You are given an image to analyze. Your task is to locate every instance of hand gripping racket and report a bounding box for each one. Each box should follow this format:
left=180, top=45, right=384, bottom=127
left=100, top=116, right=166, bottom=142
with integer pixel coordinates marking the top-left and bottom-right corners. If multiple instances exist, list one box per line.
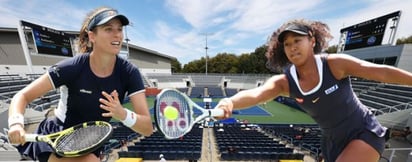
left=154, top=89, right=224, bottom=139
left=25, top=121, right=113, bottom=157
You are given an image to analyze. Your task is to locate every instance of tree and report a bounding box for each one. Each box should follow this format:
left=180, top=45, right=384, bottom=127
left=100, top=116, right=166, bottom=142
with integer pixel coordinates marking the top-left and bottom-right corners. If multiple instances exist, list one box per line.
left=250, top=45, right=271, bottom=74
left=171, top=58, right=182, bottom=73
left=396, top=35, right=412, bottom=44
left=208, top=53, right=238, bottom=73
left=325, top=45, right=338, bottom=54
left=182, top=58, right=205, bottom=73
left=237, top=53, right=253, bottom=73
left=181, top=46, right=273, bottom=74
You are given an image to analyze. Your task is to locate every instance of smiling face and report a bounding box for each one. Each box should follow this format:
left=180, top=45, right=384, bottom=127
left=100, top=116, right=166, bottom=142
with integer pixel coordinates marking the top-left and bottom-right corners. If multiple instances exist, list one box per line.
left=282, top=32, right=315, bottom=66
left=88, top=18, right=124, bottom=55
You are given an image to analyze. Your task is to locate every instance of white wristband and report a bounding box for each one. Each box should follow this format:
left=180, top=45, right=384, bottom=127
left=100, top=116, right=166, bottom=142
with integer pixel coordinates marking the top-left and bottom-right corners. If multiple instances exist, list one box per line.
left=121, top=109, right=137, bottom=127
left=222, top=98, right=234, bottom=110
left=8, top=113, right=24, bottom=128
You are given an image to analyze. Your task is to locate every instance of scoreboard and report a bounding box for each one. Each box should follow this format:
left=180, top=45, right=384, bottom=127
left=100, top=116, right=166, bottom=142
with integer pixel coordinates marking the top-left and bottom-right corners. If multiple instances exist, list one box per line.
left=339, top=11, right=401, bottom=51
left=21, top=20, right=75, bottom=57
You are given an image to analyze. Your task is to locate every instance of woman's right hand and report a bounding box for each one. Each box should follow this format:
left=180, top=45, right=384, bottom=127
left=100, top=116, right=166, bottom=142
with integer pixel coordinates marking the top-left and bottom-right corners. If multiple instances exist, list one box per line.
left=7, top=124, right=26, bottom=145
left=215, top=98, right=234, bottom=119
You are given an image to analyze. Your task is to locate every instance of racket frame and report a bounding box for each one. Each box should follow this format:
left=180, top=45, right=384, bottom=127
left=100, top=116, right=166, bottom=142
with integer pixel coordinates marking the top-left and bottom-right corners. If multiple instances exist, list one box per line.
left=24, top=121, right=113, bottom=157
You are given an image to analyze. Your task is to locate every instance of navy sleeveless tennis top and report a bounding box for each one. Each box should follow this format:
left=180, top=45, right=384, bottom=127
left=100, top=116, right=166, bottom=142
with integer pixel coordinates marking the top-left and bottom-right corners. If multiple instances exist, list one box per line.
left=285, top=55, right=386, bottom=137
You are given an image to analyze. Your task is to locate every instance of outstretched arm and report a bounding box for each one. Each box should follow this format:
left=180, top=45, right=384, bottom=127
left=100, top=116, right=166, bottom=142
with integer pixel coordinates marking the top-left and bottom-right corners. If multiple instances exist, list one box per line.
left=327, top=54, right=412, bottom=86
left=216, top=74, right=289, bottom=118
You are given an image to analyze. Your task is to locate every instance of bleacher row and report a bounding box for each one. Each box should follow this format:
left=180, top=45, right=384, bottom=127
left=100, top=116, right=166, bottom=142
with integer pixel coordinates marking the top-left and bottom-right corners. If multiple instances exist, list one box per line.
left=351, top=78, right=412, bottom=115
left=262, top=124, right=322, bottom=158
left=103, top=123, right=312, bottom=161
left=0, top=74, right=60, bottom=111
left=146, top=74, right=270, bottom=98
left=215, top=124, right=306, bottom=161
left=110, top=123, right=203, bottom=161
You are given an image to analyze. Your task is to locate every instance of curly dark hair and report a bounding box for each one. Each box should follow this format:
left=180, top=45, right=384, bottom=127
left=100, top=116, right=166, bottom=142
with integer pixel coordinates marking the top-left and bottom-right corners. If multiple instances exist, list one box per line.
left=265, top=19, right=333, bottom=72
left=78, top=7, right=112, bottom=53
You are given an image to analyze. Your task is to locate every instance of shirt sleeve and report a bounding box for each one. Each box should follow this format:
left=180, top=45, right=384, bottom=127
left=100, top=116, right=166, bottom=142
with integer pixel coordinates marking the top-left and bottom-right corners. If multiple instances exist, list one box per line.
left=124, top=61, right=145, bottom=96
left=48, top=56, right=84, bottom=88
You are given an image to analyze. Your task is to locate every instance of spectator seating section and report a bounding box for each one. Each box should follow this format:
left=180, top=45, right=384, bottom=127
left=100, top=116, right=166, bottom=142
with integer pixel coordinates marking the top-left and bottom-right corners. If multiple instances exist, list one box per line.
left=0, top=74, right=60, bottom=112
left=215, top=124, right=304, bottom=161
left=101, top=122, right=141, bottom=155
left=118, top=124, right=203, bottom=161
left=352, top=78, right=412, bottom=113
left=225, top=88, right=238, bottom=97
left=261, top=124, right=321, bottom=160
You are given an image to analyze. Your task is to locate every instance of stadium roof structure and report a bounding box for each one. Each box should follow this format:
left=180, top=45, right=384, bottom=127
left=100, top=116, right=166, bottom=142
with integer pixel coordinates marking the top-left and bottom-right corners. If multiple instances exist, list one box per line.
left=0, top=27, right=176, bottom=61
left=127, top=42, right=175, bottom=60
left=0, top=27, right=17, bottom=32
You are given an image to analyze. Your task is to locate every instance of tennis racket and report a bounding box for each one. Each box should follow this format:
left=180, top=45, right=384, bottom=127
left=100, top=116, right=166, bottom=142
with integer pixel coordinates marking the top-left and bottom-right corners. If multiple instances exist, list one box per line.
left=154, top=89, right=224, bottom=139
left=24, top=121, right=113, bottom=157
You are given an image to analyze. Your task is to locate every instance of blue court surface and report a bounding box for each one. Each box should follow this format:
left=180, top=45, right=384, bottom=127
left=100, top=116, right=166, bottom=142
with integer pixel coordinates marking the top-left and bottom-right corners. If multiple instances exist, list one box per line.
left=151, top=102, right=271, bottom=116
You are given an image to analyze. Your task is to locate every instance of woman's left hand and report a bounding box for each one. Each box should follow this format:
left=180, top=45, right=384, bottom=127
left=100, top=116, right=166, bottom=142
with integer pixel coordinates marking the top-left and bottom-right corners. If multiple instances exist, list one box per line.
left=99, top=90, right=127, bottom=121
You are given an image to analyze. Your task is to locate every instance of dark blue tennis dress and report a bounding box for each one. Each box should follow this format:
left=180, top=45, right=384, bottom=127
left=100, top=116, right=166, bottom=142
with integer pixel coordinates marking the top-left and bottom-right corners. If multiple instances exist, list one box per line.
left=284, top=55, right=386, bottom=162
left=18, top=53, right=145, bottom=161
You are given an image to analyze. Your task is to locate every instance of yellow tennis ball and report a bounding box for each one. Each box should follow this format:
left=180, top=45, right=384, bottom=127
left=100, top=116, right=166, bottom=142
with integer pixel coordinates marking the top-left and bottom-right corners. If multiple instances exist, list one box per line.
left=164, top=106, right=179, bottom=120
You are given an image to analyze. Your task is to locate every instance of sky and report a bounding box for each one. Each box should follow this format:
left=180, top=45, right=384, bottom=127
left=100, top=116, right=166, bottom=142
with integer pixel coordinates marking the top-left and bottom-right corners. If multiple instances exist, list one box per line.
left=0, top=0, right=411, bottom=65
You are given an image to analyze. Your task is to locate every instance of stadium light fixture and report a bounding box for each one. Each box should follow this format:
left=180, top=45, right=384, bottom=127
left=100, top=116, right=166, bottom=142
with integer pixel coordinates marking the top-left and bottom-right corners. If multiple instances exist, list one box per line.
left=201, top=33, right=213, bottom=75
left=124, top=26, right=130, bottom=59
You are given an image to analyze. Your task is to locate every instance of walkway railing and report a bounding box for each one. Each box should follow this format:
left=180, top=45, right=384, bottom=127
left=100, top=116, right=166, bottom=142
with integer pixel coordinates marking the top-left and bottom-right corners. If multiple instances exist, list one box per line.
left=371, top=102, right=412, bottom=116
left=382, top=147, right=412, bottom=162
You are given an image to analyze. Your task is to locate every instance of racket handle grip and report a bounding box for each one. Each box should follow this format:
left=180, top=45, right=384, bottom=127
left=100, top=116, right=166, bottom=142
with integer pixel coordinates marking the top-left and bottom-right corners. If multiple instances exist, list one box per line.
left=25, top=134, right=38, bottom=142
left=210, top=108, right=224, bottom=117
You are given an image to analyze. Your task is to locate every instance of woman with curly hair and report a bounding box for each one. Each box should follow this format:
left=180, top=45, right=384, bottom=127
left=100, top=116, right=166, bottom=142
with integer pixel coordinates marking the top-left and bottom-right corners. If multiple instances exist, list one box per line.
left=216, top=19, right=412, bottom=162
left=8, top=6, right=153, bottom=162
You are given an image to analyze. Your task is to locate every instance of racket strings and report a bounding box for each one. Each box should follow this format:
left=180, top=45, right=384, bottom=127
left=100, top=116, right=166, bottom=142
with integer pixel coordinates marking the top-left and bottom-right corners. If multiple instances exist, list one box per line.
left=55, top=125, right=111, bottom=152
left=157, top=92, right=192, bottom=138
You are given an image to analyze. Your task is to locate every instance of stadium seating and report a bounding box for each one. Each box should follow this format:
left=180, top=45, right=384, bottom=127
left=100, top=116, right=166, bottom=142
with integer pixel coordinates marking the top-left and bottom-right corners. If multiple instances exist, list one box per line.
left=0, top=74, right=60, bottom=111
left=215, top=124, right=304, bottom=161
left=206, top=86, right=224, bottom=97
left=190, top=75, right=222, bottom=87
left=101, top=122, right=141, bottom=156
left=351, top=78, right=412, bottom=113
left=118, top=124, right=203, bottom=161
left=190, top=87, right=205, bottom=98
left=261, top=124, right=322, bottom=160
left=225, top=88, right=238, bottom=97
left=0, top=74, right=31, bottom=100
left=177, top=87, right=188, bottom=94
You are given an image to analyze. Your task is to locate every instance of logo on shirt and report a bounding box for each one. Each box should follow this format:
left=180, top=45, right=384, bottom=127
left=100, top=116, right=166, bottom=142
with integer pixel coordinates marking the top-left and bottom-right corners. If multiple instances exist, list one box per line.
left=50, top=65, right=60, bottom=77
left=325, top=84, right=339, bottom=95
left=312, top=97, right=320, bottom=103
left=80, top=89, right=92, bottom=94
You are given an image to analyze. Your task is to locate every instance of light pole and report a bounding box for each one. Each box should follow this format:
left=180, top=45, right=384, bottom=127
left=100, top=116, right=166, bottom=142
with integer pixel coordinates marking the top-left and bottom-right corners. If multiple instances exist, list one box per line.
left=201, top=33, right=213, bottom=75
left=124, top=26, right=130, bottom=59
